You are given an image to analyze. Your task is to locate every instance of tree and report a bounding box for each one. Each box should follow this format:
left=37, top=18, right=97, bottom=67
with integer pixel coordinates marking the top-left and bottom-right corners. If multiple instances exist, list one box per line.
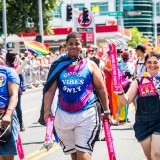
left=0, top=0, right=57, bottom=35
left=127, top=27, right=146, bottom=48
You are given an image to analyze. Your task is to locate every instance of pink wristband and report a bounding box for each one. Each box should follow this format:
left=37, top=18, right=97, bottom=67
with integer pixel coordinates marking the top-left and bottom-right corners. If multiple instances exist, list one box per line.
left=7, top=108, right=13, bottom=112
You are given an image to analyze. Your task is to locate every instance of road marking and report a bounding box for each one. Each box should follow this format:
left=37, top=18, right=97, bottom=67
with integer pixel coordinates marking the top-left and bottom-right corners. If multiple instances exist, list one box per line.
left=24, top=143, right=60, bottom=160
left=23, top=108, right=38, bottom=114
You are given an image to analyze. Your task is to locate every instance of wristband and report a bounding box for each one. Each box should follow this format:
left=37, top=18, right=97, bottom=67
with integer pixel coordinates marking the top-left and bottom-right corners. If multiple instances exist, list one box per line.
left=7, top=108, right=13, bottom=112
left=118, top=92, right=124, bottom=95
left=118, top=89, right=124, bottom=95
left=104, top=109, right=111, bottom=114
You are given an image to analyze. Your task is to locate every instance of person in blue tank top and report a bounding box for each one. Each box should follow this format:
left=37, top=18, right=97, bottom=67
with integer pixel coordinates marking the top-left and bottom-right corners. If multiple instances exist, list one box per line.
left=0, top=65, right=19, bottom=160
left=43, top=32, right=110, bottom=160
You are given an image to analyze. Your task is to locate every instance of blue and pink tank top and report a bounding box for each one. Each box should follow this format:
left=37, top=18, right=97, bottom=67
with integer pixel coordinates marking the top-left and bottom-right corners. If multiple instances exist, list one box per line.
left=57, top=59, right=97, bottom=113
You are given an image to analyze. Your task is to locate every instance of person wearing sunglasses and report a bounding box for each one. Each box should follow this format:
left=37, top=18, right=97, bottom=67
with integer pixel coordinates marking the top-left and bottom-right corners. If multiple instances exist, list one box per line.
left=116, top=51, right=160, bottom=160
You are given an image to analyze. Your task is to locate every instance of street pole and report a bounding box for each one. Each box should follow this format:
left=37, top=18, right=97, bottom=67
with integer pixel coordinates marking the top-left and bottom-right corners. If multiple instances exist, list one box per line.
left=71, top=0, right=75, bottom=31
left=2, top=0, right=7, bottom=50
left=120, top=0, right=124, bottom=38
left=154, top=0, right=158, bottom=47
left=38, top=0, right=44, bottom=44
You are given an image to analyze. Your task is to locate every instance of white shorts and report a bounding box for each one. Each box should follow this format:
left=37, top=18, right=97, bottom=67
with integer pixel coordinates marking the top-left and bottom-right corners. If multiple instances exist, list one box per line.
left=54, top=106, right=100, bottom=155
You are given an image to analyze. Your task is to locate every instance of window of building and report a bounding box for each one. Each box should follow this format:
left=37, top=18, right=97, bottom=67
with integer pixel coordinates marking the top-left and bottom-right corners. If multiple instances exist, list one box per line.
left=157, top=2, right=160, bottom=16
left=73, top=3, right=85, bottom=11
left=91, top=2, right=108, bottom=16
left=53, top=5, right=62, bottom=18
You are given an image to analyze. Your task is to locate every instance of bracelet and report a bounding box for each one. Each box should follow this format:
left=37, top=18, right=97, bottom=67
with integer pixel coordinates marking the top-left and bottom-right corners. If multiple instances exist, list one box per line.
left=118, top=92, right=124, bottom=95
left=104, top=109, right=111, bottom=114
left=7, top=108, right=13, bottom=112
left=118, top=89, right=125, bottom=95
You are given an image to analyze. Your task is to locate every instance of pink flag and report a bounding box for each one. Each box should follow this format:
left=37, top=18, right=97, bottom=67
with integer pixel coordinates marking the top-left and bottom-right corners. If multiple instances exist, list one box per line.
left=101, top=114, right=116, bottom=160
left=108, top=44, right=121, bottom=92
left=45, top=116, right=54, bottom=142
left=17, top=133, right=25, bottom=160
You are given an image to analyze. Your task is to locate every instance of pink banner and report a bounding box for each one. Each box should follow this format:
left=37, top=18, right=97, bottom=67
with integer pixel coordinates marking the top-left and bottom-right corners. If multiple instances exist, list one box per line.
left=108, top=44, right=121, bottom=92
left=101, top=114, right=116, bottom=160
left=17, top=133, right=25, bottom=160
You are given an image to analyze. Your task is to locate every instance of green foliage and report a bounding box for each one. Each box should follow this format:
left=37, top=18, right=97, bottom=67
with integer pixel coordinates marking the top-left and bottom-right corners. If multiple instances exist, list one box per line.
left=127, top=27, right=146, bottom=48
left=0, top=0, right=57, bottom=34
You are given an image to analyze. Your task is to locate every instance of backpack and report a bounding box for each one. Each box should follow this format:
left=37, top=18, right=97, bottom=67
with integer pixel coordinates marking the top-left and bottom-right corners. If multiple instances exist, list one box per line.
left=136, top=59, right=145, bottom=74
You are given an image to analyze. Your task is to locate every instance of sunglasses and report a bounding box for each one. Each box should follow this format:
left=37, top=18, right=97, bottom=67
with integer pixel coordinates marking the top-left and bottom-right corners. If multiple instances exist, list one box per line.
left=89, top=50, right=96, bottom=52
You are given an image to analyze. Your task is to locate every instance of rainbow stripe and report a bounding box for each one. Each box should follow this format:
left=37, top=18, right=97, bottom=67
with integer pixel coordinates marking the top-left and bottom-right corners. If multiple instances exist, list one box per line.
left=24, top=40, right=49, bottom=56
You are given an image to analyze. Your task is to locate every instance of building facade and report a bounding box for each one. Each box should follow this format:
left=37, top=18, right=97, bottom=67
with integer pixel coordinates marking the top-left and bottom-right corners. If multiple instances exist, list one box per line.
left=52, top=0, right=160, bottom=42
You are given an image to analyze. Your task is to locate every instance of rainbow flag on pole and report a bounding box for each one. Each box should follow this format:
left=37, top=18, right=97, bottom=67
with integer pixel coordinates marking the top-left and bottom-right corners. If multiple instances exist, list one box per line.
left=23, top=40, right=49, bottom=56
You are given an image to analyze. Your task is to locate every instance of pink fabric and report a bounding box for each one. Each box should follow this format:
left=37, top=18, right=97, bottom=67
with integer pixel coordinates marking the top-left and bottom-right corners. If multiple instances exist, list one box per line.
left=59, top=84, right=93, bottom=112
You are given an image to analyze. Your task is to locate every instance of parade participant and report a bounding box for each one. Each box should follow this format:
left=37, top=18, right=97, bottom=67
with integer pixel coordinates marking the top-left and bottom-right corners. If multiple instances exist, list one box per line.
left=114, top=52, right=135, bottom=125
left=6, top=51, right=30, bottom=131
left=0, top=61, right=19, bottom=159
left=59, top=42, right=67, bottom=55
left=117, top=52, right=160, bottom=159
left=134, top=44, right=146, bottom=78
left=43, top=32, right=110, bottom=160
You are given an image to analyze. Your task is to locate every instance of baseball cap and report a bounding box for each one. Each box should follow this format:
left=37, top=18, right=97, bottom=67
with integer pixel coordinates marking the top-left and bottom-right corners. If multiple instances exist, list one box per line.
left=121, top=52, right=129, bottom=59
left=135, top=44, right=146, bottom=53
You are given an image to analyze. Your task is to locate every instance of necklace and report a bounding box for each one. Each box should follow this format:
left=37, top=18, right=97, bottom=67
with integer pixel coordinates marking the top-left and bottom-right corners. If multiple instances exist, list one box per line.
left=72, top=60, right=79, bottom=66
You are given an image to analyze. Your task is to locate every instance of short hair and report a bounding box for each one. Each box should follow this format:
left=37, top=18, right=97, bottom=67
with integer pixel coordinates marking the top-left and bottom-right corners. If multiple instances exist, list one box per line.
left=59, top=42, right=66, bottom=52
left=66, top=32, right=82, bottom=43
left=144, top=51, right=160, bottom=63
left=6, top=51, right=17, bottom=67
left=89, top=56, right=100, bottom=67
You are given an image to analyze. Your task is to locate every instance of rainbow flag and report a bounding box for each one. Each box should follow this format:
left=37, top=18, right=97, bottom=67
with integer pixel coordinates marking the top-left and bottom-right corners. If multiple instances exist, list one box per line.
left=24, top=40, right=49, bottom=56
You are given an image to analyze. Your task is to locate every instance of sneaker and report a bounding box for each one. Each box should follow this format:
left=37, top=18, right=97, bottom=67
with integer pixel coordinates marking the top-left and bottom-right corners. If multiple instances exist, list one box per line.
left=126, top=118, right=131, bottom=123
left=112, top=120, right=119, bottom=126
left=20, top=123, right=25, bottom=131
left=101, top=137, right=106, bottom=141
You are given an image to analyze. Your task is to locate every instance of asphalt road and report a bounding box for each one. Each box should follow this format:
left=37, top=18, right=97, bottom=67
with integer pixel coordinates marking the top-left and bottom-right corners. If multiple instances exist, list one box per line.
left=15, top=88, right=146, bottom=160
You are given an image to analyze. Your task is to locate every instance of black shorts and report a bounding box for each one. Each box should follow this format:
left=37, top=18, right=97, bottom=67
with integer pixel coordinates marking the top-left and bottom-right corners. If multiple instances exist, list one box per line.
left=133, top=119, right=160, bottom=142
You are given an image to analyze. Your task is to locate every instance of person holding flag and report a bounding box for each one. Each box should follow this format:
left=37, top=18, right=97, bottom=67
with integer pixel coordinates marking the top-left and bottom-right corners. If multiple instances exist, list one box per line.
left=116, top=51, right=160, bottom=160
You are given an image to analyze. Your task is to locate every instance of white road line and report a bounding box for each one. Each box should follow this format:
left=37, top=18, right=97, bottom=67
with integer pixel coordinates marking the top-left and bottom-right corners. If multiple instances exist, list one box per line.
left=22, top=108, right=38, bottom=114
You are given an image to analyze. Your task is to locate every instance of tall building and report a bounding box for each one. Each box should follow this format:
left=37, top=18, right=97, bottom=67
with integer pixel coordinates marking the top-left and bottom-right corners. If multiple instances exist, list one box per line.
left=116, top=0, right=160, bottom=42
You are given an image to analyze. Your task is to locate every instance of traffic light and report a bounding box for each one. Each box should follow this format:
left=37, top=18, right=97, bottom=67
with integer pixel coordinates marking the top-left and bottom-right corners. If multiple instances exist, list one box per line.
left=35, top=35, right=42, bottom=43
left=83, top=8, right=89, bottom=23
left=66, top=5, right=72, bottom=21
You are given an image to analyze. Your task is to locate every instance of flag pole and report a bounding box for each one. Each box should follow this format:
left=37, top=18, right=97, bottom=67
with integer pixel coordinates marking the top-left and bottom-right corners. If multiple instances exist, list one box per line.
left=21, top=36, right=29, bottom=54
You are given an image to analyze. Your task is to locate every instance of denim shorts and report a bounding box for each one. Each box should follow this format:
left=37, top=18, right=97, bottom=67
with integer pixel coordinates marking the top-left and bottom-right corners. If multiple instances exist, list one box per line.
left=133, top=118, right=160, bottom=142
left=0, top=111, right=19, bottom=155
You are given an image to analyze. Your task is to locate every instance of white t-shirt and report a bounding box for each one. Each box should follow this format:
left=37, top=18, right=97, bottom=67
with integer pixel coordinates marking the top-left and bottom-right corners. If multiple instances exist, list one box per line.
left=136, top=59, right=146, bottom=77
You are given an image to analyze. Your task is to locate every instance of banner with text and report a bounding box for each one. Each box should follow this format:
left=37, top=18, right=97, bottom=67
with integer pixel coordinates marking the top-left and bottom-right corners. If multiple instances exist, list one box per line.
left=108, top=44, right=121, bottom=92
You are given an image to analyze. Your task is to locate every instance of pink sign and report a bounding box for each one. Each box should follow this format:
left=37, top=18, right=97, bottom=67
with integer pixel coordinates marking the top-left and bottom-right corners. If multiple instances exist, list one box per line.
left=138, top=82, right=156, bottom=97
left=108, top=44, right=121, bottom=92
left=101, top=114, right=116, bottom=160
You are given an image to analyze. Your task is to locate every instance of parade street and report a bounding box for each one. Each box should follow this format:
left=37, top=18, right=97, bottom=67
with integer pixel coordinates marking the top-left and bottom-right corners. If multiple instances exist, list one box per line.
left=14, top=88, right=146, bottom=160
